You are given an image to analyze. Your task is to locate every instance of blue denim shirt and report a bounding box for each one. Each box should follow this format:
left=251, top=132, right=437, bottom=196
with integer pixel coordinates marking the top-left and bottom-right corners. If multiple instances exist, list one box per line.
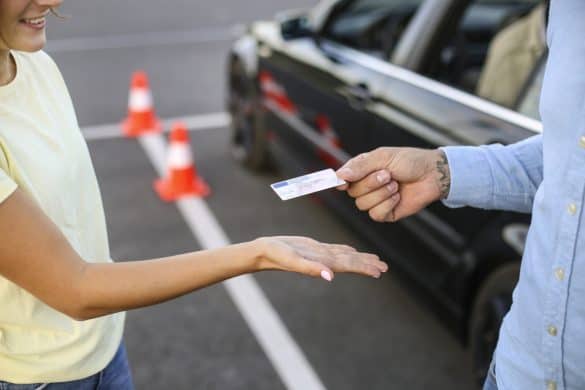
left=442, top=2, right=585, bottom=389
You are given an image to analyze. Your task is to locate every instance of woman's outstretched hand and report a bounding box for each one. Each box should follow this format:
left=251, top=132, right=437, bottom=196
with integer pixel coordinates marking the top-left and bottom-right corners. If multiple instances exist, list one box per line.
left=254, top=236, right=388, bottom=282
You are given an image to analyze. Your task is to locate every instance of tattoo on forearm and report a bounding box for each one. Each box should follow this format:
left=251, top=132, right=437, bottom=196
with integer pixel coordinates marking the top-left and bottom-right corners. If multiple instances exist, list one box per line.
left=436, top=151, right=451, bottom=199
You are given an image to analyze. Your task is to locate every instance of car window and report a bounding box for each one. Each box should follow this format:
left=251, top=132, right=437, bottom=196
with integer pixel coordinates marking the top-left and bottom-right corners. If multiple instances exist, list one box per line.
left=422, top=0, right=544, bottom=114
left=321, top=0, right=424, bottom=59
left=476, top=0, right=537, bottom=3
left=517, top=59, right=544, bottom=120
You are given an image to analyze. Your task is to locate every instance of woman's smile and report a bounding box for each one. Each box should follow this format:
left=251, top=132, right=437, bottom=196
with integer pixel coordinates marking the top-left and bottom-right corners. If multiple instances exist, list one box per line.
left=19, top=12, right=49, bottom=31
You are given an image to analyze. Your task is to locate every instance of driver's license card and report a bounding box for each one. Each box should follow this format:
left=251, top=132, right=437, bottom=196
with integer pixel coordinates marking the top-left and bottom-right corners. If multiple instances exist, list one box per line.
left=271, top=169, right=346, bottom=201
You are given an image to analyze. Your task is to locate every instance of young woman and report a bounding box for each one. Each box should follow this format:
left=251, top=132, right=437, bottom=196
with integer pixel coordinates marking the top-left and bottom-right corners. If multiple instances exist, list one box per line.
left=0, top=1, right=388, bottom=388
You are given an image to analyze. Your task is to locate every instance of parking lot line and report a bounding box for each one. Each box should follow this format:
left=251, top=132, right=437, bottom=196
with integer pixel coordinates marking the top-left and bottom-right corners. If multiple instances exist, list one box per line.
left=82, top=112, right=230, bottom=141
left=135, top=133, right=327, bottom=390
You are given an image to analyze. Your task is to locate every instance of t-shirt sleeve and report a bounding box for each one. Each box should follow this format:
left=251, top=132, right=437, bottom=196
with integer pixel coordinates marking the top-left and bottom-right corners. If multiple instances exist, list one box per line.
left=0, top=151, right=17, bottom=205
left=0, top=170, right=17, bottom=204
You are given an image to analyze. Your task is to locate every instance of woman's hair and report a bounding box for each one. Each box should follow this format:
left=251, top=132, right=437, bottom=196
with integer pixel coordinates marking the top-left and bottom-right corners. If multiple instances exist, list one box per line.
left=50, top=7, right=70, bottom=20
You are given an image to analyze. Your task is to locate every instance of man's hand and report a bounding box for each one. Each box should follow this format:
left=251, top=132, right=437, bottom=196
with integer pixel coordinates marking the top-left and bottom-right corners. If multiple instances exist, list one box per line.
left=336, top=147, right=451, bottom=222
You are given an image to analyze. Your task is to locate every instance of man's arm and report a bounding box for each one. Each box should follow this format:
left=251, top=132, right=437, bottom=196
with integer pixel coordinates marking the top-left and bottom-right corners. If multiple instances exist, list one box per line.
left=442, top=134, right=543, bottom=213
left=336, top=134, right=543, bottom=222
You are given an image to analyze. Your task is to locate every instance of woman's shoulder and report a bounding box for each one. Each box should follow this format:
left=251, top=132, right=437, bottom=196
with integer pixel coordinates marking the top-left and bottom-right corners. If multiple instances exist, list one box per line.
left=12, top=50, right=62, bottom=79
left=12, top=50, right=70, bottom=99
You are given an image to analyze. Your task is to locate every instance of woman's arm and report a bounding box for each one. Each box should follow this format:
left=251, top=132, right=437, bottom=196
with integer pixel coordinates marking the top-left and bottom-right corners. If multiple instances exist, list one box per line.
left=0, top=188, right=386, bottom=321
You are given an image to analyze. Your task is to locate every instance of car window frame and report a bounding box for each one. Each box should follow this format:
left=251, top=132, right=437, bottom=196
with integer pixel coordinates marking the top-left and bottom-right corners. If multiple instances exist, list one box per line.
left=409, top=0, right=545, bottom=122
left=311, top=0, right=543, bottom=131
left=317, top=0, right=354, bottom=36
left=416, top=0, right=541, bottom=75
left=316, top=0, right=428, bottom=57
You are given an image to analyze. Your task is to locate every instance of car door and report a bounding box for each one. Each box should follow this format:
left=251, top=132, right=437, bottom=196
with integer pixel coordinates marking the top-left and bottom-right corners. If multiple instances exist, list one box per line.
left=306, top=0, right=469, bottom=290
left=259, top=0, right=426, bottom=172
left=259, top=0, right=436, bottom=277
left=313, top=0, right=541, bottom=297
left=258, top=21, right=370, bottom=173
left=312, top=45, right=479, bottom=293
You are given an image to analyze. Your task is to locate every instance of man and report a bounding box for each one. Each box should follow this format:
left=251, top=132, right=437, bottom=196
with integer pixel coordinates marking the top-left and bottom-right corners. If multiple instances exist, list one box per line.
left=337, top=1, right=584, bottom=389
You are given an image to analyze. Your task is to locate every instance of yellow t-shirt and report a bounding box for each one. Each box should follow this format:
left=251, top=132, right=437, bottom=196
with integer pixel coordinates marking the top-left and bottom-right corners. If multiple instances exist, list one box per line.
left=0, top=50, right=125, bottom=384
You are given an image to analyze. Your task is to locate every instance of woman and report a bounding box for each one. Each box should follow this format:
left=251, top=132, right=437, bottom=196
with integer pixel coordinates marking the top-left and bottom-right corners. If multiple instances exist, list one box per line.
left=0, top=1, right=388, bottom=388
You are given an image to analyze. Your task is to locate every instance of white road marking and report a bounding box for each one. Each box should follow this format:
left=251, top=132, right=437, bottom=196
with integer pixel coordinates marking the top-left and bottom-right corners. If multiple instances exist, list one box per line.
left=46, top=25, right=246, bottom=53
left=82, top=112, right=230, bottom=141
left=135, top=133, right=327, bottom=390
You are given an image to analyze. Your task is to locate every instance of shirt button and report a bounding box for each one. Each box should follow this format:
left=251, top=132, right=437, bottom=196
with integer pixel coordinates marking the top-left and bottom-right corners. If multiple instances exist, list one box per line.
left=555, top=268, right=565, bottom=281
left=547, top=381, right=557, bottom=390
left=568, top=203, right=577, bottom=215
left=580, top=136, right=585, bottom=148
left=548, top=325, right=558, bottom=336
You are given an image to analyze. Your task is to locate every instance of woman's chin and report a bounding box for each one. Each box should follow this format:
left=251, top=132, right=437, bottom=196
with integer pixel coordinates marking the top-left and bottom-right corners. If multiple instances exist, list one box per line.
left=12, top=32, right=47, bottom=52
left=17, top=39, right=46, bottom=52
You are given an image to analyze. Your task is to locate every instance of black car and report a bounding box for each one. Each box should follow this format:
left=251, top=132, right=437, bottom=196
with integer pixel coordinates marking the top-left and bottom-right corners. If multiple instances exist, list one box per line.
left=227, top=0, right=544, bottom=384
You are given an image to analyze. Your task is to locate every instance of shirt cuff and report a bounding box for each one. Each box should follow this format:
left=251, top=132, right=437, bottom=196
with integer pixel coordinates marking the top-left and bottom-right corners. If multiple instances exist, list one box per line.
left=440, top=145, right=493, bottom=209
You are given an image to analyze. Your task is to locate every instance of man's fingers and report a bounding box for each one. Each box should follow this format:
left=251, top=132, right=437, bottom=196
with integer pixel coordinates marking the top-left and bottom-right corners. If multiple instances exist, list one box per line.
left=346, top=170, right=392, bottom=198
left=337, top=149, right=389, bottom=183
left=336, top=182, right=349, bottom=191
left=368, top=193, right=401, bottom=223
left=354, top=181, right=399, bottom=211
left=391, top=199, right=421, bottom=222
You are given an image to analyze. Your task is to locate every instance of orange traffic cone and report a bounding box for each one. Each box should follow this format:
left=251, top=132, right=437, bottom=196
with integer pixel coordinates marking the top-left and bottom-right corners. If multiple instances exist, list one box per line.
left=122, top=71, right=162, bottom=137
left=154, top=123, right=210, bottom=201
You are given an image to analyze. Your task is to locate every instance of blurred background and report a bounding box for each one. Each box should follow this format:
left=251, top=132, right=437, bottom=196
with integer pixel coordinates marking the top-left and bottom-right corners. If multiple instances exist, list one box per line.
left=49, top=0, right=545, bottom=388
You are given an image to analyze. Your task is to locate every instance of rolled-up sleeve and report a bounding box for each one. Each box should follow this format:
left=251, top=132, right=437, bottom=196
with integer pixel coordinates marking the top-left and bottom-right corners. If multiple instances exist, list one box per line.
left=440, top=134, right=543, bottom=213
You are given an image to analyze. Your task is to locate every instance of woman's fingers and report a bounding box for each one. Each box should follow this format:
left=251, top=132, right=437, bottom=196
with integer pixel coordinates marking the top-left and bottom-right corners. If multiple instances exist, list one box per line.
left=291, top=253, right=335, bottom=282
left=311, top=243, right=387, bottom=277
left=299, top=242, right=388, bottom=277
left=263, top=236, right=388, bottom=281
left=335, top=252, right=387, bottom=277
left=300, top=258, right=335, bottom=282
left=325, top=245, right=387, bottom=271
left=324, top=243, right=357, bottom=252
left=267, top=239, right=335, bottom=281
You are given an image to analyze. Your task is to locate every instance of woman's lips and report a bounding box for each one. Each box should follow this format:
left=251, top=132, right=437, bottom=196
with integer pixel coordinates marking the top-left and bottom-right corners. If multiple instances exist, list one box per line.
left=19, top=17, right=46, bottom=31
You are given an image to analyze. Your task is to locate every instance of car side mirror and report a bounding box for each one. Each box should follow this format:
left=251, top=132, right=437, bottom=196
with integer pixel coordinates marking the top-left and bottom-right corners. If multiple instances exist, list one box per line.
left=279, top=14, right=313, bottom=40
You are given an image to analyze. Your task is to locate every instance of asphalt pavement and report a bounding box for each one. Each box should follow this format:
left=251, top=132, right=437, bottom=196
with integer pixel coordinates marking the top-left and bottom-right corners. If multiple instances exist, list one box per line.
left=49, top=1, right=476, bottom=389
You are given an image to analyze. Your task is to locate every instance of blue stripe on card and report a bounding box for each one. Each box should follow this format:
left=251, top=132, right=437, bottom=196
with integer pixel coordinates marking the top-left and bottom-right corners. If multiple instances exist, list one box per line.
left=272, top=181, right=289, bottom=189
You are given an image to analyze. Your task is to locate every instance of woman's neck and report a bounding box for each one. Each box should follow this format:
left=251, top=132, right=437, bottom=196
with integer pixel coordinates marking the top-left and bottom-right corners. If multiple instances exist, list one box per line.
left=0, top=49, right=16, bottom=86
